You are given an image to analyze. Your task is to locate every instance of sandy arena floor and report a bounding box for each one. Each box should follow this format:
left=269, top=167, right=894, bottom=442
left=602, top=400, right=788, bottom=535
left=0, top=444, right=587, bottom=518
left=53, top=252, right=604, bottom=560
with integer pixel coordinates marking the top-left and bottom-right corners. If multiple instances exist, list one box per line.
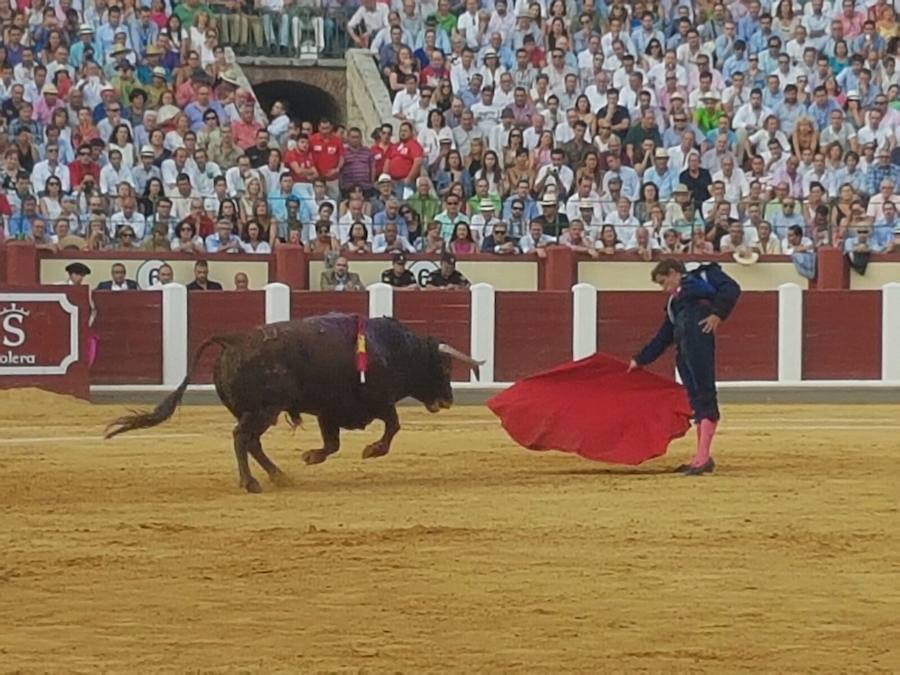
left=0, top=389, right=898, bottom=673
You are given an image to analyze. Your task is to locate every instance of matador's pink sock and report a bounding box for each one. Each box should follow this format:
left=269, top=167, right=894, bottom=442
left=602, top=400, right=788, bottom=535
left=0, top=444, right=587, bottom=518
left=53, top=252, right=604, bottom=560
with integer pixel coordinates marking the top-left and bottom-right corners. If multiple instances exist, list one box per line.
left=692, top=419, right=717, bottom=466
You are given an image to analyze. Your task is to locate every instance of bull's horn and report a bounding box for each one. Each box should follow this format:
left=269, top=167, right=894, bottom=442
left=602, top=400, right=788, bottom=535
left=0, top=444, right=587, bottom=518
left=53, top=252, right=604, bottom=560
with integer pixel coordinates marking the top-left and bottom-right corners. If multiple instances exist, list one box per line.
left=438, top=343, right=485, bottom=380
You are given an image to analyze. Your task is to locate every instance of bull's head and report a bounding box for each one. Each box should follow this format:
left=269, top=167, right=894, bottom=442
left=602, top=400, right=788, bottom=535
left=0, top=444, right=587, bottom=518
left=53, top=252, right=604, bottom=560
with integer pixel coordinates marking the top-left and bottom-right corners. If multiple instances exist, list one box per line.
left=421, top=343, right=484, bottom=413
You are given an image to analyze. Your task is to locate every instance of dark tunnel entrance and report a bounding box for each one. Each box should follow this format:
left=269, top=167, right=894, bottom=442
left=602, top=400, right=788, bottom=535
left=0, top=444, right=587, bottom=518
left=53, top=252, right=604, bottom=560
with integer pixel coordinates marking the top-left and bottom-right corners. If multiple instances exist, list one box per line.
left=252, top=79, right=343, bottom=126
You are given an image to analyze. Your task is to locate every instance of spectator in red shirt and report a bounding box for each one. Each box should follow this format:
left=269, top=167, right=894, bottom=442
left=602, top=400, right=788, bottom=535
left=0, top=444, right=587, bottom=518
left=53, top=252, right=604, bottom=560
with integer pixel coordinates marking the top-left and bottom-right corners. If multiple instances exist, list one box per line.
left=420, top=49, right=449, bottom=88
left=384, top=121, right=424, bottom=196
left=284, top=134, right=318, bottom=185
left=68, top=143, right=101, bottom=191
left=231, top=102, right=263, bottom=151
left=309, top=117, right=344, bottom=199
left=371, top=123, right=393, bottom=178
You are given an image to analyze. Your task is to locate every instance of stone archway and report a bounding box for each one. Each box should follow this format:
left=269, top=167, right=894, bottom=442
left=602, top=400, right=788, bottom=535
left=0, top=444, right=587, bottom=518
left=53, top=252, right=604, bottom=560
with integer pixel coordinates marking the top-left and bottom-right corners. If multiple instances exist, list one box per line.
left=252, top=79, right=343, bottom=125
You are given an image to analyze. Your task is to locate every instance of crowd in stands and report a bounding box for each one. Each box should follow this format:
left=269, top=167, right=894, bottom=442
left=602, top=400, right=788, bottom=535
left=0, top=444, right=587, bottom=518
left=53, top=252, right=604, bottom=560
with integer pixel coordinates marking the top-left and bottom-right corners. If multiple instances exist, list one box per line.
left=0, top=0, right=899, bottom=286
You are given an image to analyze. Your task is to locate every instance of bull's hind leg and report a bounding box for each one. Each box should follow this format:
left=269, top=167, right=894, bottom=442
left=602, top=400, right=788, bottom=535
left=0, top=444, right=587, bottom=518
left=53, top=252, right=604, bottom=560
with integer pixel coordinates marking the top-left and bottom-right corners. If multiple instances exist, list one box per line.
left=233, top=415, right=263, bottom=493
left=301, top=415, right=340, bottom=465
left=362, top=404, right=399, bottom=459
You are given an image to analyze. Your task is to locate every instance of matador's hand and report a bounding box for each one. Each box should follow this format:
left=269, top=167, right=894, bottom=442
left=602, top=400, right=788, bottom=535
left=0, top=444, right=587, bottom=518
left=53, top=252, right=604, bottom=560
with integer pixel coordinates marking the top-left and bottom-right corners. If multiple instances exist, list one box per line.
left=699, top=315, right=722, bottom=334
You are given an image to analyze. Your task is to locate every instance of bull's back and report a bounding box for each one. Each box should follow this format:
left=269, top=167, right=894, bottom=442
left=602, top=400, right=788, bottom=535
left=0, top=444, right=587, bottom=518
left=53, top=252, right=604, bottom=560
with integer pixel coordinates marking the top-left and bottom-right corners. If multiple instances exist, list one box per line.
left=211, top=315, right=420, bottom=421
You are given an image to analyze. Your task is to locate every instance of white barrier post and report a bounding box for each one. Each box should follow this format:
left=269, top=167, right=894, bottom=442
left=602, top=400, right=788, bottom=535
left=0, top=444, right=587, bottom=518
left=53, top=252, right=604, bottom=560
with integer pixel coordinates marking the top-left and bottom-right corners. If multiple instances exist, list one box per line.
left=264, top=282, right=290, bottom=324
left=778, top=282, right=803, bottom=383
left=368, top=282, right=393, bottom=318
left=881, top=282, right=900, bottom=382
left=571, top=283, right=597, bottom=360
left=469, top=283, right=495, bottom=383
left=160, top=283, right=188, bottom=387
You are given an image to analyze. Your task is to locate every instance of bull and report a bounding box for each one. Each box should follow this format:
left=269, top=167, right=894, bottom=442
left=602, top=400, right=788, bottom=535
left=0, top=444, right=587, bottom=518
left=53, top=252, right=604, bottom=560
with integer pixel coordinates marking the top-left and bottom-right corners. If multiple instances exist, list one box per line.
left=105, top=313, right=482, bottom=493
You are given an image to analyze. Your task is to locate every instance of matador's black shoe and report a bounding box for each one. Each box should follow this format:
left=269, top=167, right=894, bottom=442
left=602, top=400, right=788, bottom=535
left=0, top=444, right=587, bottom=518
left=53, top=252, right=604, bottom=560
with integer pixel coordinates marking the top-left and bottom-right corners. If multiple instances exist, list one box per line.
left=683, top=458, right=716, bottom=476
left=673, top=464, right=692, bottom=473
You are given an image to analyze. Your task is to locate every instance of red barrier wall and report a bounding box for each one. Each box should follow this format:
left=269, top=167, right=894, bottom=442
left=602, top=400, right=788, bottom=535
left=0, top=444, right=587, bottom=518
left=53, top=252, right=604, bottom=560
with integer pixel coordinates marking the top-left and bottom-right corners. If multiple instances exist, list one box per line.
left=802, top=291, right=882, bottom=380
left=291, top=291, right=367, bottom=319
left=716, top=292, right=778, bottom=381
left=188, top=291, right=266, bottom=383
left=394, top=291, right=472, bottom=381
left=494, top=291, right=572, bottom=381
left=598, top=292, right=675, bottom=378
left=91, top=291, right=163, bottom=384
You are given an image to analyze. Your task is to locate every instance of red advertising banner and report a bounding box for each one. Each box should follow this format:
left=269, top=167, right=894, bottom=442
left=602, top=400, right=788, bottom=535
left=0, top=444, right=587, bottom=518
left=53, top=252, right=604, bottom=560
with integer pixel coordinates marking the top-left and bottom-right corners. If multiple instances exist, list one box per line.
left=0, top=286, right=90, bottom=399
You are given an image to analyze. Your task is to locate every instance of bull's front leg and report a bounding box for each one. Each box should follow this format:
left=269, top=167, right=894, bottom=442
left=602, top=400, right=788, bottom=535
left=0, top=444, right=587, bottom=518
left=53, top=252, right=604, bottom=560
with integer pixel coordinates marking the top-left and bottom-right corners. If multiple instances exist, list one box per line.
left=362, top=405, right=400, bottom=459
left=301, top=415, right=340, bottom=466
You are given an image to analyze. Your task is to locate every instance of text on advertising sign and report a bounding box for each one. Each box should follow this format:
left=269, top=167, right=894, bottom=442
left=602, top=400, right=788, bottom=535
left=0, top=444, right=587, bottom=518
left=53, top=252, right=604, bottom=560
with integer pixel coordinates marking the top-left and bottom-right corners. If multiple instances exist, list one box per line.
left=0, top=293, right=80, bottom=375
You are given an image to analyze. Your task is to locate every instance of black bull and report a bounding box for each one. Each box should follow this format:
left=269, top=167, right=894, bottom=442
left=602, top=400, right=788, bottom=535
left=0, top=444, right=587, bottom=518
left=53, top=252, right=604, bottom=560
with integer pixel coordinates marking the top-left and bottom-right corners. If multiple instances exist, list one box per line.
left=105, top=314, right=483, bottom=493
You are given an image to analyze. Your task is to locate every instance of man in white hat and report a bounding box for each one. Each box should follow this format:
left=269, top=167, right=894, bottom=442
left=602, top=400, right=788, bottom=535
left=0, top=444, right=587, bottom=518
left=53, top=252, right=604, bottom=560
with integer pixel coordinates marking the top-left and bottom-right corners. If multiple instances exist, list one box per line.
left=643, top=148, right=679, bottom=200
left=69, top=24, right=98, bottom=70
left=32, top=83, right=61, bottom=127
left=131, top=144, right=162, bottom=195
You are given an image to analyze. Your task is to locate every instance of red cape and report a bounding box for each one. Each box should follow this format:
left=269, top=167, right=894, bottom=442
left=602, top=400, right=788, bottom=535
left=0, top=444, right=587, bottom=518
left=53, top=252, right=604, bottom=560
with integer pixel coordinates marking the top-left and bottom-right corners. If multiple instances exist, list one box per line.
left=487, top=353, right=692, bottom=465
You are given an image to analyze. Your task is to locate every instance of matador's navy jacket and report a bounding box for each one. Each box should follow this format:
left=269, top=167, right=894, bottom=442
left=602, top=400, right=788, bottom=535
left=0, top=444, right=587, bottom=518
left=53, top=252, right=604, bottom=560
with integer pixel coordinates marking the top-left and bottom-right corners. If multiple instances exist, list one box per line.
left=634, top=263, right=742, bottom=422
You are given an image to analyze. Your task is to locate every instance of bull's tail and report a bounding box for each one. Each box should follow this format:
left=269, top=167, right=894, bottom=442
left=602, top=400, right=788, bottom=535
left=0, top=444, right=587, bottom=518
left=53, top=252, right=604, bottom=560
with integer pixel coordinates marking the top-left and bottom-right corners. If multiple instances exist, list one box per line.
left=104, top=336, right=233, bottom=439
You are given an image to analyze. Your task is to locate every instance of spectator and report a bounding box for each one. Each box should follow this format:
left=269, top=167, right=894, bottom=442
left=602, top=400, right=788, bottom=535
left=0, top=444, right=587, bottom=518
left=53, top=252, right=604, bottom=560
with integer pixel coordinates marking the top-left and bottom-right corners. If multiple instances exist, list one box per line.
left=205, top=219, right=243, bottom=253
left=97, top=262, right=139, bottom=290
left=372, top=221, right=416, bottom=254
left=481, top=221, right=519, bottom=255
left=233, top=272, right=250, bottom=291
left=320, top=255, right=364, bottom=291
left=425, top=252, right=469, bottom=289
left=559, top=219, right=599, bottom=258
left=186, top=259, right=223, bottom=290
left=381, top=252, right=417, bottom=288
left=519, top=220, right=556, bottom=258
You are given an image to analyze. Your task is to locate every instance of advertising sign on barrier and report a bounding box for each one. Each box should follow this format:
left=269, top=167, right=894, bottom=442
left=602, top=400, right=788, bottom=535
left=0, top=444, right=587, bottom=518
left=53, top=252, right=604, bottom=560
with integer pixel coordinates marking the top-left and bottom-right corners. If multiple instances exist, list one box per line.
left=0, top=287, right=90, bottom=399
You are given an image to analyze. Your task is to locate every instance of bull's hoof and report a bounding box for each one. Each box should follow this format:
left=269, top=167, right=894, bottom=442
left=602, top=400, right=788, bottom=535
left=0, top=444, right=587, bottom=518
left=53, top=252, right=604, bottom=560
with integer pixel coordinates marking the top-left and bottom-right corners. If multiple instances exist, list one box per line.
left=270, top=471, right=294, bottom=487
left=362, top=442, right=389, bottom=459
left=242, top=477, right=263, bottom=493
left=302, top=449, right=330, bottom=465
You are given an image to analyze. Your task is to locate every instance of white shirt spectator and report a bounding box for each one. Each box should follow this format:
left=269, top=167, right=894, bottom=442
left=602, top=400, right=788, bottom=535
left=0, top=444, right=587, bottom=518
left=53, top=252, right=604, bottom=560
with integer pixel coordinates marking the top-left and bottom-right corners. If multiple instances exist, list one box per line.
left=31, top=160, right=71, bottom=194
left=519, top=232, right=557, bottom=252
left=372, top=233, right=416, bottom=253
left=450, top=62, right=477, bottom=93
left=161, top=158, right=198, bottom=195
left=242, top=240, right=272, bottom=254
left=866, top=194, right=900, bottom=221
left=471, top=100, right=501, bottom=135
left=856, top=124, right=893, bottom=153
left=392, top=89, right=420, bottom=119
left=347, top=3, right=389, bottom=38
left=605, top=212, right=641, bottom=243
left=783, top=235, right=814, bottom=254
left=99, top=162, right=136, bottom=195
left=712, top=168, right=751, bottom=204
left=109, top=210, right=147, bottom=240
left=732, top=103, right=774, bottom=132
left=205, top=232, right=242, bottom=253
left=225, top=166, right=259, bottom=197
left=535, top=163, right=575, bottom=195
left=336, top=212, right=374, bottom=243
left=720, top=228, right=761, bottom=250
